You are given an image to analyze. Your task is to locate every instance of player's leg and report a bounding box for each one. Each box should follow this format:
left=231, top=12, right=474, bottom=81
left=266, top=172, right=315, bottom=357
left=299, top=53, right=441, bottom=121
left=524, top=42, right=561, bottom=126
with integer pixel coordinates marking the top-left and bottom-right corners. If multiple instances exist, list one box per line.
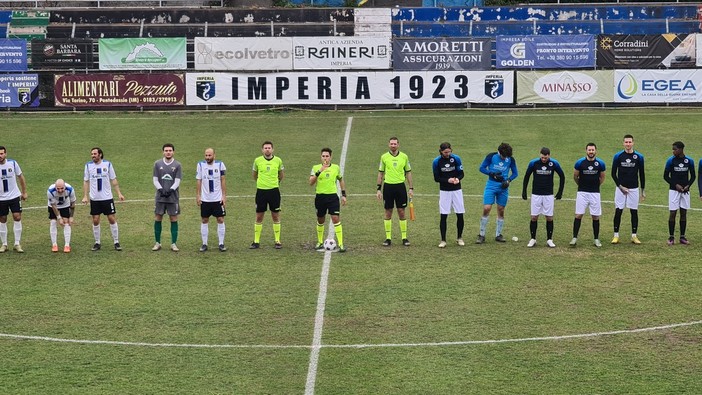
left=626, top=188, right=641, bottom=243
left=453, top=191, right=465, bottom=244
left=315, top=195, right=326, bottom=249
left=11, top=200, right=22, bottom=250
left=382, top=186, right=395, bottom=245
left=494, top=190, right=508, bottom=241
left=216, top=215, right=226, bottom=250
left=612, top=188, right=625, bottom=242
left=253, top=189, right=266, bottom=246
left=329, top=197, right=344, bottom=250
left=396, top=185, right=409, bottom=245
left=668, top=190, right=679, bottom=244
left=169, top=211, right=179, bottom=251
left=679, top=191, right=690, bottom=244
left=271, top=189, right=282, bottom=247
left=49, top=207, right=58, bottom=250
left=64, top=215, right=73, bottom=252
left=591, top=194, right=602, bottom=246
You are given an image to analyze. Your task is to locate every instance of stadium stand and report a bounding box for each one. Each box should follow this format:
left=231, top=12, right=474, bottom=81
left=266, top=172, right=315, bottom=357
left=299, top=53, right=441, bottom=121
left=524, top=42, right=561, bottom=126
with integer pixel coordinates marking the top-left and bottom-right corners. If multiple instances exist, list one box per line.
left=46, top=8, right=354, bottom=38
left=393, top=5, right=701, bottom=36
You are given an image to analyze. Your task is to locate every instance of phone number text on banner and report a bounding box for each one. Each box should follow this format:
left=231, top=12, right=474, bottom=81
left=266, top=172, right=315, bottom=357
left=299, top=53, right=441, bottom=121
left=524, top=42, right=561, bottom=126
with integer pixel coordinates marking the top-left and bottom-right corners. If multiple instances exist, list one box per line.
left=54, top=73, right=185, bottom=107
left=186, top=71, right=514, bottom=105
left=0, top=39, right=28, bottom=72
left=496, top=35, right=595, bottom=69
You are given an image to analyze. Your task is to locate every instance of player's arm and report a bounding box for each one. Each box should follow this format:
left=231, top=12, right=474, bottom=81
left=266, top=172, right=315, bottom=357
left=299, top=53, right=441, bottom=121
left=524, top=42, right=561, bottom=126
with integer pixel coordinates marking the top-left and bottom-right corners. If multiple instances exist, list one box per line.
left=17, top=173, right=27, bottom=200
left=599, top=170, right=606, bottom=185
left=375, top=170, right=384, bottom=200
left=555, top=164, right=565, bottom=200
left=196, top=179, right=202, bottom=205
left=663, top=160, right=673, bottom=188
left=639, top=156, right=646, bottom=200
left=687, top=160, right=696, bottom=193
left=112, top=178, right=125, bottom=201
left=611, top=154, right=620, bottom=187
left=521, top=164, right=532, bottom=200
left=405, top=171, right=414, bottom=197
left=309, top=167, right=319, bottom=186
left=278, top=168, right=284, bottom=183
left=339, top=178, right=347, bottom=206
left=82, top=179, right=90, bottom=204
left=220, top=174, right=226, bottom=206
left=508, top=158, right=518, bottom=181
left=455, top=157, right=465, bottom=181
left=478, top=154, right=491, bottom=176
left=573, top=169, right=580, bottom=185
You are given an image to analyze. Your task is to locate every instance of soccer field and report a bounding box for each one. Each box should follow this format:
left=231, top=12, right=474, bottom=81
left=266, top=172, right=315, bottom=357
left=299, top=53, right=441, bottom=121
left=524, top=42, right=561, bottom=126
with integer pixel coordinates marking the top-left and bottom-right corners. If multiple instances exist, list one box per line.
left=1, top=109, right=702, bottom=394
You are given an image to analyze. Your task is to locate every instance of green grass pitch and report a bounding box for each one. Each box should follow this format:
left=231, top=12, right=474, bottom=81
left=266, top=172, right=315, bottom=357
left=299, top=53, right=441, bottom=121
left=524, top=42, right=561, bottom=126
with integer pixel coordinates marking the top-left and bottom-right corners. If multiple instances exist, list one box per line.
left=1, top=109, right=701, bottom=393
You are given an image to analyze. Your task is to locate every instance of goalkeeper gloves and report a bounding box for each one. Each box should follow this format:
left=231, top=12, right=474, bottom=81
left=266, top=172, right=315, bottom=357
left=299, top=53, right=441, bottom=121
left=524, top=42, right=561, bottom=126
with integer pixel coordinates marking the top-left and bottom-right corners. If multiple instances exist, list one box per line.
left=500, top=180, right=510, bottom=189
left=489, top=172, right=504, bottom=182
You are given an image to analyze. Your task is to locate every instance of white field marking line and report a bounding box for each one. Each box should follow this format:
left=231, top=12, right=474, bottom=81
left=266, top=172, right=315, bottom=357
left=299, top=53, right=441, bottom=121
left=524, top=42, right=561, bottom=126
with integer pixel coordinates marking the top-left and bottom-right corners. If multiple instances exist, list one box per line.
left=1, top=319, right=700, bottom=350
left=304, top=116, right=353, bottom=395
left=21, top=195, right=701, bottom=212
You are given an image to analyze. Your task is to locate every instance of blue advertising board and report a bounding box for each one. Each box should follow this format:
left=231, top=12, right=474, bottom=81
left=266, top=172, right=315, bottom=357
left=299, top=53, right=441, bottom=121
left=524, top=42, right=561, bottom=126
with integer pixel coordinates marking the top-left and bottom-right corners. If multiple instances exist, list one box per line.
left=0, top=39, right=28, bottom=72
left=496, top=35, right=595, bottom=69
left=0, top=74, right=39, bottom=107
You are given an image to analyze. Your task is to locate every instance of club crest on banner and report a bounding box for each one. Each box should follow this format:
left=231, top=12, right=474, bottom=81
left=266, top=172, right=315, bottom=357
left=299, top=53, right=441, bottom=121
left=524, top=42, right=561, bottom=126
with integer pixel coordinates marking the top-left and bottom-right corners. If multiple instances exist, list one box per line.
left=196, top=77, right=216, bottom=101
left=485, top=77, right=504, bottom=99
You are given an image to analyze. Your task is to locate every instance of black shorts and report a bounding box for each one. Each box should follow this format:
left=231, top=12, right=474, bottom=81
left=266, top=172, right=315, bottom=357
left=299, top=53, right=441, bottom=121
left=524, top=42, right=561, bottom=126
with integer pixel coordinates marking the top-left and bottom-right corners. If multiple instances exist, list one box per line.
left=315, top=194, right=340, bottom=217
left=48, top=206, right=72, bottom=220
left=0, top=197, right=22, bottom=217
left=90, top=199, right=116, bottom=216
left=200, top=201, right=226, bottom=218
left=255, top=188, right=281, bottom=213
left=382, top=183, right=408, bottom=210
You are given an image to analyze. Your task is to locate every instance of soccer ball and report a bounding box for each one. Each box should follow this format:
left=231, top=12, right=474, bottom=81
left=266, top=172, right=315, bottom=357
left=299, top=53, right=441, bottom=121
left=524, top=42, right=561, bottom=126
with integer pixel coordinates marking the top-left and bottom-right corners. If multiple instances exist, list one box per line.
left=323, top=238, right=337, bottom=251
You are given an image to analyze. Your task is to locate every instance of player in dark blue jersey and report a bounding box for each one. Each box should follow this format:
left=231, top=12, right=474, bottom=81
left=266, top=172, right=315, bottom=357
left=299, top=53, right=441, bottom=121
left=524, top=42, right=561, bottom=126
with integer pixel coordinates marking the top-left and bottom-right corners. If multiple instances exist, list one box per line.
left=571, top=143, right=606, bottom=248
left=477, top=143, right=518, bottom=244
left=432, top=142, right=465, bottom=248
left=664, top=141, right=695, bottom=245
left=611, top=135, right=645, bottom=245
left=521, top=147, right=565, bottom=248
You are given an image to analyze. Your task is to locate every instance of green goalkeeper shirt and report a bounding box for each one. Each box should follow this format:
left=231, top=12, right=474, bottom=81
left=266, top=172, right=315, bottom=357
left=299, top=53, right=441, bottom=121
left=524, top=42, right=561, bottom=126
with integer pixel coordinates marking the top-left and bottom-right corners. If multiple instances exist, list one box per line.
left=311, top=163, right=342, bottom=195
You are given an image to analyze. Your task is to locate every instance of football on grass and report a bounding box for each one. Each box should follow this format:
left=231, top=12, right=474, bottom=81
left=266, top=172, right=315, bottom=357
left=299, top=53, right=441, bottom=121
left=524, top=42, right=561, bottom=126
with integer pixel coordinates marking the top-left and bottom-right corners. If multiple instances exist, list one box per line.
left=323, top=239, right=337, bottom=251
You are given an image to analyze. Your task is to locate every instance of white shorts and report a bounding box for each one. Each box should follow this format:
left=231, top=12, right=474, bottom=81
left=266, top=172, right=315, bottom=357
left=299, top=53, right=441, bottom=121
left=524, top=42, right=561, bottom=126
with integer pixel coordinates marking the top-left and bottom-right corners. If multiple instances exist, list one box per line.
left=530, top=194, right=555, bottom=217
left=614, top=187, right=639, bottom=210
left=575, top=191, right=601, bottom=216
left=669, top=190, right=691, bottom=211
left=439, top=190, right=465, bottom=215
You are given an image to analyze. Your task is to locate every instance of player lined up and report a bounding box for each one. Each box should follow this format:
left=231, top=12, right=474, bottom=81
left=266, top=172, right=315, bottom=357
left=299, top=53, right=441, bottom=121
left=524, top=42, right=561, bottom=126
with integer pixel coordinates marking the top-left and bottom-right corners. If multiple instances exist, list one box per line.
left=0, top=136, right=697, bottom=253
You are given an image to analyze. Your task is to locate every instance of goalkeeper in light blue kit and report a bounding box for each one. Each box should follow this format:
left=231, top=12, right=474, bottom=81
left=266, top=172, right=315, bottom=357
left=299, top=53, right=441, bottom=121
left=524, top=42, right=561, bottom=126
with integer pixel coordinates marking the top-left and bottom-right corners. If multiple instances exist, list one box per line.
left=477, top=143, right=518, bottom=244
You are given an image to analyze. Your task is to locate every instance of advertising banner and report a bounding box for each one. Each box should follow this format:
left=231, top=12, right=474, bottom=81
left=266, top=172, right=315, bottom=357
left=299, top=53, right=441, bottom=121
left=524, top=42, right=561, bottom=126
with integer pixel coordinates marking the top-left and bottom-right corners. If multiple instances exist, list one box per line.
left=31, top=39, right=94, bottom=69
left=597, top=34, right=695, bottom=69
left=0, top=74, right=39, bottom=107
left=517, top=70, right=613, bottom=103
left=614, top=69, right=702, bottom=103
left=54, top=73, right=185, bottom=107
left=392, top=38, right=491, bottom=71
left=292, top=37, right=390, bottom=70
left=496, top=35, right=595, bottom=69
left=0, top=39, right=28, bottom=72
left=186, top=71, right=514, bottom=105
left=98, top=38, right=186, bottom=70
left=194, top=37, right=293, bottom=71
